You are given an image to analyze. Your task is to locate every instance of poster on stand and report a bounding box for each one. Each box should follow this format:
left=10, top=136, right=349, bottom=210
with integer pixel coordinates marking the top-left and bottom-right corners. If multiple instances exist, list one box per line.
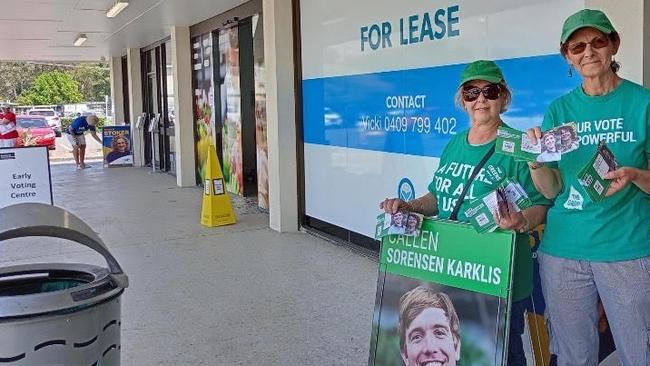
left=102, top=126, right=133, bottom=167
left=368, top=218, right=515, bottom=366
left=0, top=146, right=53, bottom=209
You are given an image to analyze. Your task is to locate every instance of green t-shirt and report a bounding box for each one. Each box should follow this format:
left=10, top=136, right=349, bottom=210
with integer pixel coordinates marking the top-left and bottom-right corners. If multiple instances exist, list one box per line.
left=541, top=79, right=650, bottom=261
left=427, top=127, right=551, bottom=301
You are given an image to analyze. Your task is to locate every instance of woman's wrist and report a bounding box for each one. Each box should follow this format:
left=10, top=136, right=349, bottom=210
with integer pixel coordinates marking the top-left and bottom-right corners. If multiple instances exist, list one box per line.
left=516, top=215, right=530, bottom=233
left=405, top=198, right=418, bottom=212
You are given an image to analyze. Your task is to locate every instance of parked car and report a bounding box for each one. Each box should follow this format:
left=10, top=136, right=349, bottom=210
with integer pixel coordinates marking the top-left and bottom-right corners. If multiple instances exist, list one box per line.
left=15, top=115, right=56, bottom=150
left=28, top=108, right=61, bottom=136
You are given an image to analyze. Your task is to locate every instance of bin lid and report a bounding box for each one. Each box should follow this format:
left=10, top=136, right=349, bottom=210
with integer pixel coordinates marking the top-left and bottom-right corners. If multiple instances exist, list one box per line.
left=0, top=203, right=128, bottom=318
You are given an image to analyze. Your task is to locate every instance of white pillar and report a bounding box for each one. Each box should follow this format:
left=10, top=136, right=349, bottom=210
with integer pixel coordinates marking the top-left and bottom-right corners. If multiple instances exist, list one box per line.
left=126, top=48, right=144, bottom=167
left=264, top=0, right=299, bottom=232
left=171, top=26, right=196, bottom=187
left=109, top=56, right=125, bottom=125
left=644, top=2, right=650, bottom=88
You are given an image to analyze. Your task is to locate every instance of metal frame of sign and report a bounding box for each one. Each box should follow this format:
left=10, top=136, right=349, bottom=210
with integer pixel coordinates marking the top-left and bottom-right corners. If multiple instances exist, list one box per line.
left=0, top=146, right=53, bottom=208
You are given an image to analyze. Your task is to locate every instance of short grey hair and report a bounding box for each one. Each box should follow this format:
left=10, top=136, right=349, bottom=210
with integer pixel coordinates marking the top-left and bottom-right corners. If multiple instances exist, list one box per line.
left=454, top=80, right=512, bottom=113
left=86, top=115, right=99, bottom=124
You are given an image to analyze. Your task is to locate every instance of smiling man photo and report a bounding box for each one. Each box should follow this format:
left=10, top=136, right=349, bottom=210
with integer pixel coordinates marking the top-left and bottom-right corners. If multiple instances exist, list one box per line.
left=398, top=286, right=461, bottom=366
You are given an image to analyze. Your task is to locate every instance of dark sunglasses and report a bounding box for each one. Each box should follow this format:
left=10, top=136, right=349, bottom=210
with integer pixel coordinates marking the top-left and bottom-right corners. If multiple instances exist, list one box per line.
left=566, top=36, right=609, bottom=55
left=462, top=83, right=501, bottom=102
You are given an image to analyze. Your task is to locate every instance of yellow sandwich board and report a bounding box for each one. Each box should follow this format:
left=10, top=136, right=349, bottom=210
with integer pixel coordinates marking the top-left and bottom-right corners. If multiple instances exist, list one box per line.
left=200, top=144, right=236, bottom=227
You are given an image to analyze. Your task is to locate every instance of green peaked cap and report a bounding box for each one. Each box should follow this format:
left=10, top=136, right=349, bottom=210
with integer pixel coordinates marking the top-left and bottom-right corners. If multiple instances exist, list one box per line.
left=561, top=9, right=615, bottom=44
left=459, top=60, right=504, bottom=87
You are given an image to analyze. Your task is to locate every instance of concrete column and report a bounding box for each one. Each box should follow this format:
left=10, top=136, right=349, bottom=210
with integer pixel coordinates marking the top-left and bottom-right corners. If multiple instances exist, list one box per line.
left=586, top=0, right=645, bottom=83
left=109, top=56, right=125, bottom=125
left=263, top=0, right=299, bottom=232
left=126, top=48, right=144, bottom=166
left=171, top=26, right=196, bottom=187
left=643, top=1, right=650, bottom=88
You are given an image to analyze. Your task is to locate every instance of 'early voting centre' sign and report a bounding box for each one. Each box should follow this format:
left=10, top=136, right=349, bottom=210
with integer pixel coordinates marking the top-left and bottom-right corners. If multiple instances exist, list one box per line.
left=0, top=146, right=53, bottom=209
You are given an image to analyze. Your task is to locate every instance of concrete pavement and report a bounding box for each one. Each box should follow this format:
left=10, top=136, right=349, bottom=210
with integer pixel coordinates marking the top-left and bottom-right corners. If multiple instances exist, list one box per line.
left=0, top=162, right=378, bottom=365
left=49, top=135, right=103, bottom=161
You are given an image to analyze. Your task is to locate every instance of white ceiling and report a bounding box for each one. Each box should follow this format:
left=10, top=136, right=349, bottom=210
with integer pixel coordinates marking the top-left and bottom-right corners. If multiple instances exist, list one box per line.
left=0, top=0, right=247, bottom=62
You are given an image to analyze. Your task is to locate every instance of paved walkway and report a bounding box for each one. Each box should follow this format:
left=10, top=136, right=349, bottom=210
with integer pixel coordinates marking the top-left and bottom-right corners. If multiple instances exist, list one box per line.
left=49, top=135, right=103, bottom=161
left=0, top=162, right=378, bottom=365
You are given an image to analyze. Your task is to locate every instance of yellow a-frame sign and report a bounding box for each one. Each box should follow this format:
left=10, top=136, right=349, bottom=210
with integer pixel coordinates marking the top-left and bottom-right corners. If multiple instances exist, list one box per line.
left=200, top=144, right=236, bottom=227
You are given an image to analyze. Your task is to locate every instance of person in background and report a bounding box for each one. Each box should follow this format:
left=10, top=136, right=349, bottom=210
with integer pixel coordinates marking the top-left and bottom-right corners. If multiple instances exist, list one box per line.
left=0, top=107, right=18, bottom=148
left=66, top=114, right=101, bottom=169
left=2, top=106, right=16, bottom=124
left=526, top=9, right=650, bottom=366
left=381, top=60, right=550, bottom=365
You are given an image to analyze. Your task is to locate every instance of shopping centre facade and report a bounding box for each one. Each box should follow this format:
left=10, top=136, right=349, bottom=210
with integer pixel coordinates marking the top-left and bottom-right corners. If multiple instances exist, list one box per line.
left=2, top=0, right=649, bottom=247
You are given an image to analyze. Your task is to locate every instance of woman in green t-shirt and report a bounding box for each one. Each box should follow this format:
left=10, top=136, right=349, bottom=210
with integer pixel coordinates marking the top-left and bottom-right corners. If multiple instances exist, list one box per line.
left=380, top=60, right=550, bottom=366
left=526, top=9, right=650, bottom=366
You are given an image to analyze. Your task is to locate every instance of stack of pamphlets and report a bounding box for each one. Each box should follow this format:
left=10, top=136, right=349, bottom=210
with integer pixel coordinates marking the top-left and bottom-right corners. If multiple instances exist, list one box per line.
left=464, top=178, right=533, bottom=234
left=376, top=210, right=425, bottom=239
left=577, top=141, right=618, bottom=203
left=496, top=123, right=580, bottom=162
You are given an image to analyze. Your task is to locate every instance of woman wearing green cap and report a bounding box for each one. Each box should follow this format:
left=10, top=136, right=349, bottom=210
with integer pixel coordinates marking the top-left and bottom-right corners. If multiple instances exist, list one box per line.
left=380, top=59, right=550, bottom=365
left=526, top=9, right=650, bottom=366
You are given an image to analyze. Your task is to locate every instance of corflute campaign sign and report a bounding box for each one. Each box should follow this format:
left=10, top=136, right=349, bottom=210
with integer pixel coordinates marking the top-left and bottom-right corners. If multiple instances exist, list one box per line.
left=0, top=146, right=53, bottom=209
left=103, top=126, right=133, bottom=167
left=368, top=218, right=515, bottom=366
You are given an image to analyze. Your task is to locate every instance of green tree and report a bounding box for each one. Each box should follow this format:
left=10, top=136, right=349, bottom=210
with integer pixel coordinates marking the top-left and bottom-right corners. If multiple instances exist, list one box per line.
left=16, top=71, right=82, bottom=105
left=0, top=62, right=60, bottom=101
left=69, top=63, right=110, bottom=101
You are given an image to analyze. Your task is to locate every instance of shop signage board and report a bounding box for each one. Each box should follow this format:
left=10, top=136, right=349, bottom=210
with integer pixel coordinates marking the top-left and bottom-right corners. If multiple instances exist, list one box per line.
left=368, top=218, right=515, bottom=365
left=102, top=126, right=133, bottom=167
left=0, top=146, right=53, bottom=209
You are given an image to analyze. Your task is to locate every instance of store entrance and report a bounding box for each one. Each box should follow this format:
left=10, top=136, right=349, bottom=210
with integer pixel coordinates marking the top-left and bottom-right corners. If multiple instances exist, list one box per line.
left=192, top=13, right=267, bottom=208
left=142, top=41, right=175, bottom=173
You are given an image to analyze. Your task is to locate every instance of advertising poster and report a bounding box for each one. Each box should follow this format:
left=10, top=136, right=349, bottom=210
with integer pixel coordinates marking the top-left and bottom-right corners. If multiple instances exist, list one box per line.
left=102, top=126, right=133, bottom=167
left=193, top=33, right=216, bottom=184
left=0, top=146, right=53, bottom=209
left=253, top=14, right=269, bottom=210
left=219, top=27, right=244, bottom=196
left=369, top=218, right=514, bottom=365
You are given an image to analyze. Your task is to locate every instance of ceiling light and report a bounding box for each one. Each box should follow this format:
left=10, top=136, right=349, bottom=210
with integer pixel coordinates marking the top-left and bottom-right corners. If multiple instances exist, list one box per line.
left=106, top=0, right=129, bottom=18
left=73, top=33, right=87, bottom=46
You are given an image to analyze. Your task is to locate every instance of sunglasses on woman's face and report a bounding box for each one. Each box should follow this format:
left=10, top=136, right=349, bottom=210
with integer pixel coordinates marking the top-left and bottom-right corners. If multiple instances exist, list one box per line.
left=462, top=84, right=501, bottom=102
left=566, top=36, right=609, bottom=55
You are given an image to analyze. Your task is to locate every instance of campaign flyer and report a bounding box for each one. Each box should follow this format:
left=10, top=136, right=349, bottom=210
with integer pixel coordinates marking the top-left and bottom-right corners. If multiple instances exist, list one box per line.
left=577, top=142, right=617, bottom=203
left=464, top=178, right=532, bottom=234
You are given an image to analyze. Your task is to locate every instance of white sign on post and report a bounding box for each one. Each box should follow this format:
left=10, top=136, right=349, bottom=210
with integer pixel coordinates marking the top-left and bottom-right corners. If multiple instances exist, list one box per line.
left=0, top=146, right=53, bottom=209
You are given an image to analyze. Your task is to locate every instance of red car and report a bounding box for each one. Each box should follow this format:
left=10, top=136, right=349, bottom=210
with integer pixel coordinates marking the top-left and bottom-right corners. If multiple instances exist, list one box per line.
left=15, top=115, right=56, bottom=150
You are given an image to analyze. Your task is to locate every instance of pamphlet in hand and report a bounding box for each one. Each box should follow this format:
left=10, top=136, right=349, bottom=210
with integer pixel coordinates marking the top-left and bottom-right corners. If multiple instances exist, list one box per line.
left=463, top=178, right=533, bottom=234
left=375, top=210, right=425, bottom=239
left=496, top=123, right=580, bottom=162
left=576, top=141, right=617, bottom=203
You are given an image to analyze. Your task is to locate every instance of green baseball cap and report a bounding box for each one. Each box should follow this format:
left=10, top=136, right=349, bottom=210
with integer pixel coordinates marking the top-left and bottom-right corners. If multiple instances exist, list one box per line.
left=561, top=9, right=616, bottom=44
left=459, top=60, right=504, bottom=86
